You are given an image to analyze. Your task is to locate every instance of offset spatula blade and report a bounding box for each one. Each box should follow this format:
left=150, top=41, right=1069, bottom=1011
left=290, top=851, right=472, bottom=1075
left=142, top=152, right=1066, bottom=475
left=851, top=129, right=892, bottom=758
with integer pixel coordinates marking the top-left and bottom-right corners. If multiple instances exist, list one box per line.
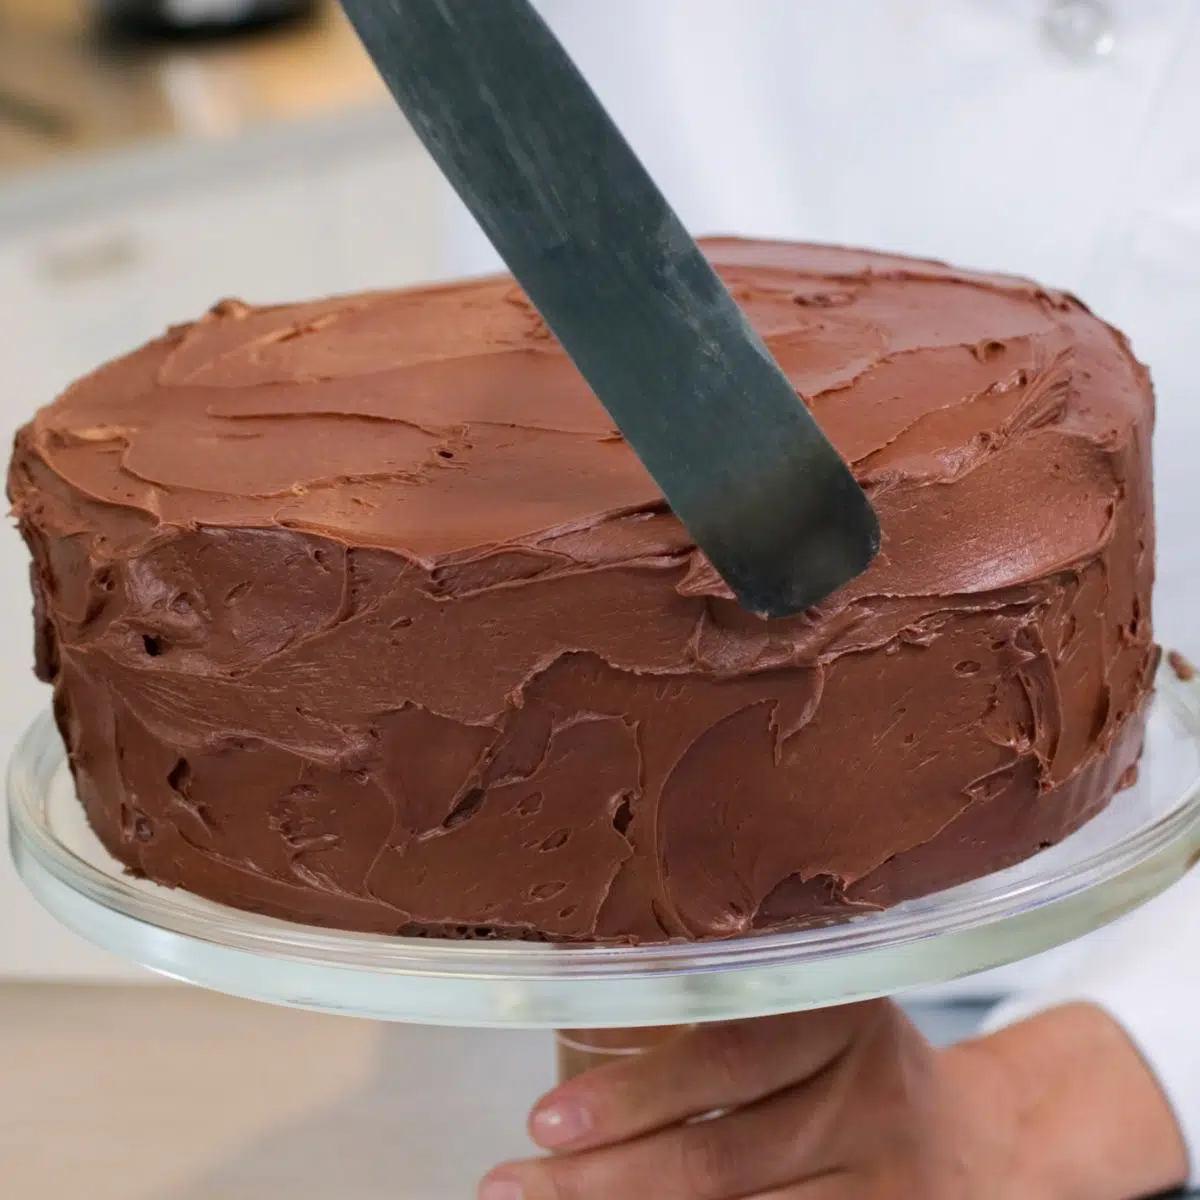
left=340, top=0, right=880, bottom=616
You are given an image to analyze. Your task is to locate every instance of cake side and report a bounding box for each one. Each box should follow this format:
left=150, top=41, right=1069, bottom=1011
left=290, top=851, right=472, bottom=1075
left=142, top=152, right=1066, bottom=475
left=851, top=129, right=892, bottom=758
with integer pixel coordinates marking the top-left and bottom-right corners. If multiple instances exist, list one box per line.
left=8, top=238, right=1157, bottom=942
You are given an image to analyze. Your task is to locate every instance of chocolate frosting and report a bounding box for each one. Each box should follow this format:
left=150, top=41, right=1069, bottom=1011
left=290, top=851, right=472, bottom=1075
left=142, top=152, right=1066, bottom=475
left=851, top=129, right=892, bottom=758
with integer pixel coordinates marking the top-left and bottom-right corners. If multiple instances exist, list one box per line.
left=9, top=238, right=1157, bottom=942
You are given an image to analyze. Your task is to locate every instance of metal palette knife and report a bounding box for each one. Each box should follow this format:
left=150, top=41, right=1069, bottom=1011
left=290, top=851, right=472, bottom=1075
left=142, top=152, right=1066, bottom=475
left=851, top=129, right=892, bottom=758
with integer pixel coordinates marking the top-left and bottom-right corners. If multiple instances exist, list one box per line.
left=340, top=0, right=880, bottom=617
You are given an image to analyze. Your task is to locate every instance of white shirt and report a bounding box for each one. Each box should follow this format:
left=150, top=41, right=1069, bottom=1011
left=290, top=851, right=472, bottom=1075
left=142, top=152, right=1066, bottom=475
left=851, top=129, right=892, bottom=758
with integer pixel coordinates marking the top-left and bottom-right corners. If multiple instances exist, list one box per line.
left=439, top=0, right=1200, bottom=1178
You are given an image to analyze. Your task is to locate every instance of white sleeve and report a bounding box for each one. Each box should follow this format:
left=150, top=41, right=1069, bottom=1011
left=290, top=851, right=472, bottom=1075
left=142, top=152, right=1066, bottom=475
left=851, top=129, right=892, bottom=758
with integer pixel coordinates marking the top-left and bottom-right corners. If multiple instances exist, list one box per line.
left=439, top=186, right=505, bottom=280
left=982, top=866, right=1200, bottom=1187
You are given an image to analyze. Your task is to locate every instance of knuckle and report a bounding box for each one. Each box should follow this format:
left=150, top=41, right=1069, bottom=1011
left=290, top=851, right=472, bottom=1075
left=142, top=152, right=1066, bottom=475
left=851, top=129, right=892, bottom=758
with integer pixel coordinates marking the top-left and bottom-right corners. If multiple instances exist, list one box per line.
left=678, top=1124, right=746, bottom=1199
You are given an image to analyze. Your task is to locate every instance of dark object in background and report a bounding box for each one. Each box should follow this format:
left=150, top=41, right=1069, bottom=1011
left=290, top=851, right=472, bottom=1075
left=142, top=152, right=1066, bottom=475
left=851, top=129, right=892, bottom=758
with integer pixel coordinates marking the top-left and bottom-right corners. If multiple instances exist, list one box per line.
left=91, top=0, right=318, bottom=40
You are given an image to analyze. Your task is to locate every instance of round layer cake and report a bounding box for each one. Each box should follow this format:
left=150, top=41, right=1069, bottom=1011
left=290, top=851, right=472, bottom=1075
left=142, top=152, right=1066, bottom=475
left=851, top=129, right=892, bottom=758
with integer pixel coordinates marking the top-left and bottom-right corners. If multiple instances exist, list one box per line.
left=8, top=239, right=1156, bottom=943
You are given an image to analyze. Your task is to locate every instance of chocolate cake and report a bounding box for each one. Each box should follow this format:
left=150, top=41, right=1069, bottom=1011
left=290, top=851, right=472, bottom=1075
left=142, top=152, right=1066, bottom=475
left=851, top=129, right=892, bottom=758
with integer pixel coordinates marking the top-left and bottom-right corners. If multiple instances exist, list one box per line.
left=8, top=239, right=1156, bottom=943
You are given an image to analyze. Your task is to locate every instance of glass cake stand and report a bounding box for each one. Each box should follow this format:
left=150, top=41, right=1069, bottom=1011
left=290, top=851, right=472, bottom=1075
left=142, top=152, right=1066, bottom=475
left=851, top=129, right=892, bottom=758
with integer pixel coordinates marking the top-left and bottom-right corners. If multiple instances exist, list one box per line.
left=10, top=662, right=1200, bottom=1073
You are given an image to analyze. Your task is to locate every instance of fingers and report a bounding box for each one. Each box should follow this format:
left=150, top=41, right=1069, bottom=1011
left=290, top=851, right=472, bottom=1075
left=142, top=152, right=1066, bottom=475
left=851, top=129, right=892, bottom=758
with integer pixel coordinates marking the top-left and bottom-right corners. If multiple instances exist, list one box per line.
left=743, top=1177, right=853, bottom=1200
left=482, top=1064, right=859, bottom=1200
left=529, top=1003, right=885, bottom=1153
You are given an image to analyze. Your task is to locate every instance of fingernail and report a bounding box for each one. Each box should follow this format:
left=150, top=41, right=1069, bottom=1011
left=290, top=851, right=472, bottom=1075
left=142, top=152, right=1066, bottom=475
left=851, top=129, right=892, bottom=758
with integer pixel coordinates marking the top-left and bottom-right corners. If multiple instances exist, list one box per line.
left=531, top=1097, right=593, bottom=1147
left=479, top=1177, right=524, bottom=1200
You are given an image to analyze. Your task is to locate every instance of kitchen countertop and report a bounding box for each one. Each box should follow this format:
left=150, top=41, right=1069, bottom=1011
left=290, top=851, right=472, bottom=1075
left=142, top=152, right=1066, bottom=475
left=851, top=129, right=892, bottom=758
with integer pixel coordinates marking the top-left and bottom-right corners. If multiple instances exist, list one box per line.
left=1, top=982, right=553, bottom=1199
left=0, top=0, right=386, bottom=176
left=1, top=983, right=992, bottom=1199
left=8, top=983, right=1195, bottom=1198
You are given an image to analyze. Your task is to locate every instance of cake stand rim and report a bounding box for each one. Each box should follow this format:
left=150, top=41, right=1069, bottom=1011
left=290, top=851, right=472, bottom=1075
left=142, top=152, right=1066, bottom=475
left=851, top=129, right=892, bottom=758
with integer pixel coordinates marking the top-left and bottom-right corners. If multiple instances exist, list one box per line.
left=8, top=665, right=1200, bottom=1027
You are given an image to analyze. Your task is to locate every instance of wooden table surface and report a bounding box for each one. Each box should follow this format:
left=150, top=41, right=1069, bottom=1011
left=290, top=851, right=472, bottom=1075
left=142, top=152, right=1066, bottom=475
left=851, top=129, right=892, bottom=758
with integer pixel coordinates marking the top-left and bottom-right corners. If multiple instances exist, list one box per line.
left=4, top=983, right=1192, bottom=1198
left=1, top=982, right=551, bottom=1199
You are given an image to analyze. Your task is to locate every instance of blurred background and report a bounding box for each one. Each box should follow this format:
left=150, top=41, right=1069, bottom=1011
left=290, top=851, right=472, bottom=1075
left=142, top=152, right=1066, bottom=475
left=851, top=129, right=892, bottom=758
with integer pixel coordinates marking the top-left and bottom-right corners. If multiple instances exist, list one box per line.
left=0, top=8, right=496, bottom=1195
left=3, top=3, right=1192, bottom=1197
left=0, top=0, right=445, bottom=983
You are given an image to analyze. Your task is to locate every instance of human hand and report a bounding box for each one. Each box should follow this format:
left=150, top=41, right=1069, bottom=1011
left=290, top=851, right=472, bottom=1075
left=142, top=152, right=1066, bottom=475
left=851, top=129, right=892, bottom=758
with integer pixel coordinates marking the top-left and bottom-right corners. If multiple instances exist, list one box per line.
left=479, top=1000, right=1188, bottom=1200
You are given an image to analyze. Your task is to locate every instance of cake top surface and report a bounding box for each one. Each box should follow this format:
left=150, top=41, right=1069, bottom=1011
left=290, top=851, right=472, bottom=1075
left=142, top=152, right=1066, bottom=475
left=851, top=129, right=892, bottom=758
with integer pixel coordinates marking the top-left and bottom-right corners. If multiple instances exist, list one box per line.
left=15, top=238, right=1147, bottom=595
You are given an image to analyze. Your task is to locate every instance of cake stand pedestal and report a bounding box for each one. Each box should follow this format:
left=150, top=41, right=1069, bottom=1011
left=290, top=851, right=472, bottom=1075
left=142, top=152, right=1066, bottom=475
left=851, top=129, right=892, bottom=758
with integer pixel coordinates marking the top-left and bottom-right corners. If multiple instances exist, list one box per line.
left=10, top=663, right=1200, bottom=1090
